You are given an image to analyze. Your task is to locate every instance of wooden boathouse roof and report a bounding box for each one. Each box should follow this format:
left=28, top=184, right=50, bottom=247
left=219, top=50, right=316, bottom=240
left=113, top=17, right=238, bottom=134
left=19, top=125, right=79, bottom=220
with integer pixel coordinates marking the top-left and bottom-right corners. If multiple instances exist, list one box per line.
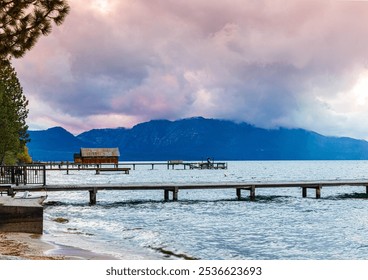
left=80, top=148, right=120, bottom=157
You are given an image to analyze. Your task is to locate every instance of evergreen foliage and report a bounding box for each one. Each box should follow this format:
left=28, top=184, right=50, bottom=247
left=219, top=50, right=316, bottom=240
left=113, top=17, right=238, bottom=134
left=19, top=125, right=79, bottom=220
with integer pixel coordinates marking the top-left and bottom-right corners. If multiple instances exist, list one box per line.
left=0, top=0, right=70, bottom=59
left=0, top=1, right=70, bottom=164
left=0, top=59, right=30, bottom=164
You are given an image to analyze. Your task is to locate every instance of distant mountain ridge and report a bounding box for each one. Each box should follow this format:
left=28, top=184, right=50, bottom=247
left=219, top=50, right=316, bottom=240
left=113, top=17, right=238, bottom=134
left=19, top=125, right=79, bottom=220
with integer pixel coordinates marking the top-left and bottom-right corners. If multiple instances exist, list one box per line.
left=27, top=126, right=89, bottom=161
left=27, top=117, right=368, bottom=161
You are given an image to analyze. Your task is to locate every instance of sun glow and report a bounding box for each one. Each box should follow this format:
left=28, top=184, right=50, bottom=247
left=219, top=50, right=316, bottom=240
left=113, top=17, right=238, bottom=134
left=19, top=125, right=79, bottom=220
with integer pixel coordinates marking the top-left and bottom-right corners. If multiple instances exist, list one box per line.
left=92, top=0, right=111, bottom=13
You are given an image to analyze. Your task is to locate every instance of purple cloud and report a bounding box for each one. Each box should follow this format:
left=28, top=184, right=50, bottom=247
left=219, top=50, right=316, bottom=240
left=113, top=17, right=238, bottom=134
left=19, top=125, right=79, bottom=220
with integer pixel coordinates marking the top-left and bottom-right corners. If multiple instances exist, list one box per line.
left=12, top=0, right=368, bottom=139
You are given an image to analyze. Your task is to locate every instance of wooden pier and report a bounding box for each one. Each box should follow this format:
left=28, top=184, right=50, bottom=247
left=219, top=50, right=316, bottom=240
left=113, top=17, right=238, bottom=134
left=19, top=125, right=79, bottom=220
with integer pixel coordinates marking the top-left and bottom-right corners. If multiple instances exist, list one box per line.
left=42, top=163, right=130, bottom=174
left=4, top=180, right=368, bottom=205
left=42, top=161, right=228, bottom=172
left=95, top=167, right=130, bottom=174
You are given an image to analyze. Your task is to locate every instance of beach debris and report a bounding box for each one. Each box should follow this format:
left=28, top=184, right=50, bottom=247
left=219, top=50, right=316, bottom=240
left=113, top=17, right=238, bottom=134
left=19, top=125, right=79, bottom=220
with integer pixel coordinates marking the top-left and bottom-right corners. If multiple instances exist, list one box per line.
left=53, top=217, right=69, bottom=224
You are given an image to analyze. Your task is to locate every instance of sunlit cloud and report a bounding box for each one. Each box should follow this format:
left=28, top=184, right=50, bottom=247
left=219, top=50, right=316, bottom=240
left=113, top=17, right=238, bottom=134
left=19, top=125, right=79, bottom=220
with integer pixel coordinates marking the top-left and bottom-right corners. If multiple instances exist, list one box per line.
left=12, top=0, right=368, bottom=138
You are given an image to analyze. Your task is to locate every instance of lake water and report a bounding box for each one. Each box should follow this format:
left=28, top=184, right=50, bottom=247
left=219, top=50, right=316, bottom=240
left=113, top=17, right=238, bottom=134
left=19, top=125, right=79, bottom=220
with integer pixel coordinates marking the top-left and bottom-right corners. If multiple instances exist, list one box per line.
left=39, top=161, right=368, bottom=260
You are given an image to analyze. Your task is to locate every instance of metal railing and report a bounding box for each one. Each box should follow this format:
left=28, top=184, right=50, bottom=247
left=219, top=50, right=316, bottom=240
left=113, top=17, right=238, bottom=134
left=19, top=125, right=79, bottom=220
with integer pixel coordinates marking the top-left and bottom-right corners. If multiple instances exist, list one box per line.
left=0, top=165, right=46, bottom=185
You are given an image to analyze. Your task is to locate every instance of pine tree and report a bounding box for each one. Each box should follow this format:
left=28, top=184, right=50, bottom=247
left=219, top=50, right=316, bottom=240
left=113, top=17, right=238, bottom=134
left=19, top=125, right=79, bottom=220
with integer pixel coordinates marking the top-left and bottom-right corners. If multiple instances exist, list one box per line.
left=0, top=0, right=70, bottom=59
left=0, top=59, right=29, bottom=165
left=0, top=1, right=69, bottom=164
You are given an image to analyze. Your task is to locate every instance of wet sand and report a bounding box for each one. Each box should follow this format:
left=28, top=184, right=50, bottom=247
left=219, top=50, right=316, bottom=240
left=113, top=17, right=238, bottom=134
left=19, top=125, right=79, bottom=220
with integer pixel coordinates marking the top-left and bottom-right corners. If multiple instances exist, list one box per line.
left=0, top=232, right=63, bottom=260
left=0, top=232, right=117, bottom=260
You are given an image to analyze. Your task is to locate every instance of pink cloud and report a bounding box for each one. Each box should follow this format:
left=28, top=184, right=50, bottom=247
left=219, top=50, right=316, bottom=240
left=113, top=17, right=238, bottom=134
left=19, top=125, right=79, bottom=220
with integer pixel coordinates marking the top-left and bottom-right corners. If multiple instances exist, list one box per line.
left=12, top=0, right=368, bottom=138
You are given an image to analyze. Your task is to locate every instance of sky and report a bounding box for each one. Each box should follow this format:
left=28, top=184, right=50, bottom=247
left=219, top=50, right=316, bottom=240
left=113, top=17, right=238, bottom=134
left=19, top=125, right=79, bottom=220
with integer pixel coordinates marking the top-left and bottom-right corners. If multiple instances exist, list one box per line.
left=11, top=0, right=368, bottom=139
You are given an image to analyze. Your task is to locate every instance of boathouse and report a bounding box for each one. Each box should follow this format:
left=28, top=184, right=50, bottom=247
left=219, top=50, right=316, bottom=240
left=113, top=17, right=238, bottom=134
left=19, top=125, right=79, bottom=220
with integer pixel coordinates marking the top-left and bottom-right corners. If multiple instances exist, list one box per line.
left=74, top=148, right=120, bottom=165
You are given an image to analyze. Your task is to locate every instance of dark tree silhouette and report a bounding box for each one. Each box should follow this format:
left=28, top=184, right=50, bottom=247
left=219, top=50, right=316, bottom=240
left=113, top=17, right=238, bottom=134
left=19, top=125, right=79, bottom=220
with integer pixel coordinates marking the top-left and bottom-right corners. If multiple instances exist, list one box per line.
left=0, top=59, right=29, bottom=164
left=0, top=0, right=70, bottom=59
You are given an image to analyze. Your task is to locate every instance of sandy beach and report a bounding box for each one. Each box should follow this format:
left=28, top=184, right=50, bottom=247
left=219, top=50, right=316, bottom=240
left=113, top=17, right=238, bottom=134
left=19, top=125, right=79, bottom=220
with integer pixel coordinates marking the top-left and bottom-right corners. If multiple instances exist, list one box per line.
left=0, top=232, right=64, bottom=260
left=0, top=232, right=118, bottom=260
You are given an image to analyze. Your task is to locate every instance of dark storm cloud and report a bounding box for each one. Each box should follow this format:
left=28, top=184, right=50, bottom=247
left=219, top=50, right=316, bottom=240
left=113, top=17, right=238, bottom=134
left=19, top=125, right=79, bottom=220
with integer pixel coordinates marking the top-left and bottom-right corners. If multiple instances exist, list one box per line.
left=13, top=0, right=368, bottom=138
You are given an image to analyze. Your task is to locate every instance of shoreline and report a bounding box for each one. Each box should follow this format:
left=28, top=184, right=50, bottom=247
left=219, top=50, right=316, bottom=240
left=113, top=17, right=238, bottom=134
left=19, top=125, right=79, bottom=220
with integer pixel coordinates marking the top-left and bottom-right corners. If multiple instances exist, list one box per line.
left=0, top=232, right=118, bottom=260
left=46, top=242, right=119, bottom=260
left=0, top=232, right=63, bottom=260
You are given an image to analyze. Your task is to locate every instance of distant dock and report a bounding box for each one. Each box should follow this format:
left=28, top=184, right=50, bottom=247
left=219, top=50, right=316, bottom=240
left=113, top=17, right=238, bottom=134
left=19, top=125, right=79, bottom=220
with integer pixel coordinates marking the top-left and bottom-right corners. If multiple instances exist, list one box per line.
left=42, top=160, right=228, bottom=172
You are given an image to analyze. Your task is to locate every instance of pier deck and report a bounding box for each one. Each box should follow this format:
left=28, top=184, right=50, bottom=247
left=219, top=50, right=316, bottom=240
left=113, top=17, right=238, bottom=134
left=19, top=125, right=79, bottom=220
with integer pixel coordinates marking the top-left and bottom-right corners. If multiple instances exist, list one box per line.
left=5, top=180, right=368, bottom=205
left=43, top=161, right=228, bottom=171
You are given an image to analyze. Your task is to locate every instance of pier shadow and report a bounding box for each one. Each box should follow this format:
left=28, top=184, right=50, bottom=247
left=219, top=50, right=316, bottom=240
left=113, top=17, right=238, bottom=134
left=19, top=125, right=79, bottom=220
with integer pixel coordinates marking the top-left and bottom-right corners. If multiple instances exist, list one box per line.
left=44, top=201, right=68, bottom=207
left=95, top=195, right=298, bottom=207
left=329, top=192, right=368, bottom=200
left=148, top=246, right=199, bottom=260
left=43, top=195, right=299, bottom=208
left=44, top=200, right=90, bottom=207
left=234, top=195, right=295, bottom=203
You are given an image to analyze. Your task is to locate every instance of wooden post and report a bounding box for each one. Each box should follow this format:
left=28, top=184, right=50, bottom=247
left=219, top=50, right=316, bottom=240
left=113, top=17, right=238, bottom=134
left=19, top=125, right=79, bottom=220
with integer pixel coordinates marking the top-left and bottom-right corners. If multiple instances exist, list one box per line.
left=249, top=186, right=256, bottom=201
left=366, top=186, right=368, bottom=194
left=23, top=166, right=27, bottom=185
left=302, top=187, right=307, bottom=198
left=89, top=188, right=97, bottom=205
left=173, top=187, right=179, bottom=201
left=164, top=188, right=178, bottom=201
left=164, top=190, right=169, bottom=201
left=133, top=164, right=136, bottom=170
left=43, top=165, right=46, bottom=186
left=247, top=186, right=256, bottom=201
left=152, top=164, right=154, bottom=170
left=316, top=186, right=321, bottom=199
left=7, top=188, right=15, bottom=197
left=236, top=188, right=242, bottom=200
left=11, top=167, right=15, bottom=184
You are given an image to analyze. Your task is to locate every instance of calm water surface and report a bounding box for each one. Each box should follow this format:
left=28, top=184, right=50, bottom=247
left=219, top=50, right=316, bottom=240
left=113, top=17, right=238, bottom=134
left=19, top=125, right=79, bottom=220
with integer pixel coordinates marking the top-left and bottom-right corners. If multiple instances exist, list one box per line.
left=38, top=161, right=368, bottom=259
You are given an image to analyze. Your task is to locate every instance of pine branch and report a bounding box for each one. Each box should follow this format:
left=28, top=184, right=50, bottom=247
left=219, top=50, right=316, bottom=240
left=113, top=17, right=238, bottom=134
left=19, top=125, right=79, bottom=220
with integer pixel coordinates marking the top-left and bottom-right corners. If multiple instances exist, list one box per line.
left=0, top=0, right=70, bottom=59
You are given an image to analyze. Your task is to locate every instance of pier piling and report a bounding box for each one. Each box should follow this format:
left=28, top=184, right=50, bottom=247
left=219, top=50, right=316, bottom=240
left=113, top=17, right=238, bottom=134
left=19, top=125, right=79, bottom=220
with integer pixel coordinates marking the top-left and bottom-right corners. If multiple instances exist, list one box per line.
left=236, top=188, right=242, bottom=200
left=173, top=187, right=178, bottom=201
left=302, top=187, right=307, bottom=198
left=316, top=185, right=321, bottom=199
left=164, top=188, right=179, bottom=201
left=236, top=186, right=255, bottom=201
left=89, top=188, right=97, bottom=205
left=249, top=186, right=256, bottom=201
left=302, top=185, right=322, bottom=199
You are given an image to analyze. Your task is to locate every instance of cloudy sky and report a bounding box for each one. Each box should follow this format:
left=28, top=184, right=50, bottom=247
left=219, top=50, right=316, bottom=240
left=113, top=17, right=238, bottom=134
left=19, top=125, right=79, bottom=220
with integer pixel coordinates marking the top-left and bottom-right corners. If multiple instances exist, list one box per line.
left=12, top=0, right=368, bottom=139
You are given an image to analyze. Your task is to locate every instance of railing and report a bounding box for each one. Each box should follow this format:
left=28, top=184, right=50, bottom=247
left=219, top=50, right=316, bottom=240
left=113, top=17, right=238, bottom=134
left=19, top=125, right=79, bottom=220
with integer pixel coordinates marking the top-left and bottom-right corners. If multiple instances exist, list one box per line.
left=0, top=165, right=46, bottom=186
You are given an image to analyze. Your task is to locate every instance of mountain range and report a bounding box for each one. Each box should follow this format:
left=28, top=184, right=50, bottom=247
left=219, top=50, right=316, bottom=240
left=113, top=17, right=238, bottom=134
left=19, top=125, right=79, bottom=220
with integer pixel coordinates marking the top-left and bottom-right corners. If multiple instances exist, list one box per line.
left=27, top=117, right=368, bottom=161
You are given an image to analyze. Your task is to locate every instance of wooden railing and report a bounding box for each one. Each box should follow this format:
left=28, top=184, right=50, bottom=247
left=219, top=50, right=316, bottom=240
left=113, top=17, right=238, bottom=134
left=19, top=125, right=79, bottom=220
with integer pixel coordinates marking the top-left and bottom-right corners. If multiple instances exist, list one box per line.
left=0, top=165, right=46, bottom=186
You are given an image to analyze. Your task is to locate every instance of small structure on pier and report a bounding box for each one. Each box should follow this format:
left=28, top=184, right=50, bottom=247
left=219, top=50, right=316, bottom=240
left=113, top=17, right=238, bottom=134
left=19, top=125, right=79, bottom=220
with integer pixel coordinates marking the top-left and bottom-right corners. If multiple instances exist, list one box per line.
left=189, top=158, right=227, bottom=169
left=74, top=148, right=120, bottom=165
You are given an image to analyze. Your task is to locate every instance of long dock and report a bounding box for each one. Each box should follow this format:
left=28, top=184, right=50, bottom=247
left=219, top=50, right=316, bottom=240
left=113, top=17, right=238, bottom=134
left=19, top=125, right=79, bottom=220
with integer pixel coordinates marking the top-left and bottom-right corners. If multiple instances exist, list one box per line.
left=4, top=180, right=368, bottom=205
left=42, top=161, right=228, bottom=171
